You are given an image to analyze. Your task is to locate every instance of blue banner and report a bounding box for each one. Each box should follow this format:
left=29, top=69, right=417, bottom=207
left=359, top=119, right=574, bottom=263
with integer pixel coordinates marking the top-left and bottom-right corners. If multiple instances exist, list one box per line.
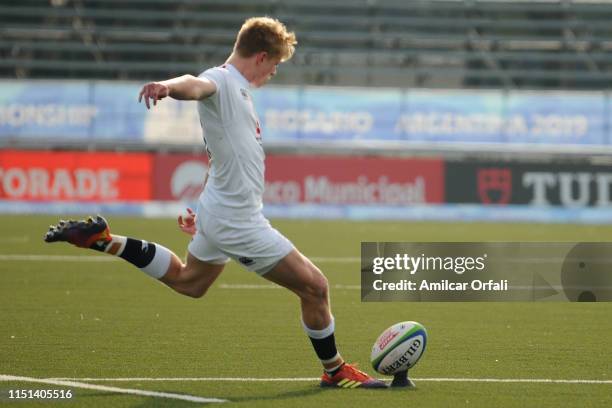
left=0, top=81, right=146, bottom=141
left=0, top=80, right=610, bottom=146
left=254, top=87, right=403, bottom=141
left=90, top=82, right=145, bottom=140
left=398, top=90, right=506, bottom=143
left=255, top=87, right=610, bottom=145
left=0, top=80, right=202, bottom=144
left=504, top=92, right=607, bottom=145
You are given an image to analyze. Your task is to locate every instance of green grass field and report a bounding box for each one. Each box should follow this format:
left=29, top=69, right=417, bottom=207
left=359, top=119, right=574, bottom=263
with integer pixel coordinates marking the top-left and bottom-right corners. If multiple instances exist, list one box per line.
left=1, top=215, right=611, bottom=407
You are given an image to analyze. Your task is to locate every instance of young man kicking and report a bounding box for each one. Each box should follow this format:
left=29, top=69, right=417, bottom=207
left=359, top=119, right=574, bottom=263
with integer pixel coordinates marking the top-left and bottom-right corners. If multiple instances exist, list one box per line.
left=44, top=17, right=386, bottom=389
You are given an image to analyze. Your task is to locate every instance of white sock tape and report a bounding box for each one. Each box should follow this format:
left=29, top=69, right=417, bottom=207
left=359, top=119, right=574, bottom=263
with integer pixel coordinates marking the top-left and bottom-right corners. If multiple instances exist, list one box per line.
left=302, top=317, right=335, bottom=339
left=140, top=243, right=172, bottom=279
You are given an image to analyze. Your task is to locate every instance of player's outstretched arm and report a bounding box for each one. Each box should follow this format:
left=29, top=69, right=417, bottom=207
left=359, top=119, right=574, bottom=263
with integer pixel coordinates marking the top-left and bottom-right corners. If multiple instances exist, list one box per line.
left=138, top=75, right=216, bottom=108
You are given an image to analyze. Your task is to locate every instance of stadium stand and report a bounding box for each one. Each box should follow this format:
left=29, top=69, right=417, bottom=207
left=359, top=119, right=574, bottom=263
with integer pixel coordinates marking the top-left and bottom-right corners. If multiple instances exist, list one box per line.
left=2, top=0, right=612, bottom=89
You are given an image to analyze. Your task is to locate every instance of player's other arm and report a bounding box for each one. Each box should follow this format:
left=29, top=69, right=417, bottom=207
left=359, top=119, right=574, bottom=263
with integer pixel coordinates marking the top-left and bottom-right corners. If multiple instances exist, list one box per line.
left=177, top=158, right=212, bottom=236
left=138, top=75, right=216, bottom=109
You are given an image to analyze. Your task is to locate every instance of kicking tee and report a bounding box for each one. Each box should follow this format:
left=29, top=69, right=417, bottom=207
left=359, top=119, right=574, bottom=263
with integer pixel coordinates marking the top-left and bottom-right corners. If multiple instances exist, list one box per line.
left=197, top=64, right=265, bottom=219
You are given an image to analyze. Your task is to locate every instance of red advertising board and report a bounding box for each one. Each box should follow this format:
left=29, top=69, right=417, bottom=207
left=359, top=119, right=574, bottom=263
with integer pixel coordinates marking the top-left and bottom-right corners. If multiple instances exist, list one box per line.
left=0, top=150, right=152, bottom=201
left=264, top=155, right=444, bottom=205
left=153, top=153, right=209, bottom=200
left=152, top=153, right=444, bottom=204
left=0, top=150, right=443, bottom=204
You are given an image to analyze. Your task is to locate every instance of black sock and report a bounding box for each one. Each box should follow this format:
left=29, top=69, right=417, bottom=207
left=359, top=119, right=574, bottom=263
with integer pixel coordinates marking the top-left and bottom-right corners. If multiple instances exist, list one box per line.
left=309, top=332, right=338, bottom=361
left=118, top=238, right=156, bottom=268
left=309, top=332, right=341, bottom=374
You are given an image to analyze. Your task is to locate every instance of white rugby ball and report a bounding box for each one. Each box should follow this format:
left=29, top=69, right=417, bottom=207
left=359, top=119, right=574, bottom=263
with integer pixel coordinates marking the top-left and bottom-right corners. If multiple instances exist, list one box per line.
left=370, top=321, right=427, bottom=375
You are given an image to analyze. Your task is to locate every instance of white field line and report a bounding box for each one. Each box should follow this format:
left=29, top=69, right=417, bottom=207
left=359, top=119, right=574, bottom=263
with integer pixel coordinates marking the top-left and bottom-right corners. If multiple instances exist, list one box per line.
left=0, top=255, right=118, bottom=262
left=418, top=377, right=612, bottom=384
left=0, top=374, right=227, bottom=404
left=218, top=284, right=361, bottom=290
left=1, top=254, right=603, bottom=291
left=41, top=376, right=612, bottom=385
left=312, top=257, right=360, bottom=263
left=0, top=236, right=29, bottom=243
left=0, top=254, right=360, bottom=289
left=0, top=254, right=360, bottom=263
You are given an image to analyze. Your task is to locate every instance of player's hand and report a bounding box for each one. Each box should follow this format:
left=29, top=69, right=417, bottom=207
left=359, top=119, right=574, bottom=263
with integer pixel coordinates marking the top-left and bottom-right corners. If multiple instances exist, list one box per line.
left=177, top=207, right=196, bottom=236
left=138, top=82, right=170, bottom=109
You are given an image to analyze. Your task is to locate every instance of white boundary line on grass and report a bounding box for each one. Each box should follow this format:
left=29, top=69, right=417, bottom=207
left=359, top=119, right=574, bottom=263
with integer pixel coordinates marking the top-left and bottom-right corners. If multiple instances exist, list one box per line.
left=0, top=237, right=29, bottom=243
left=44, top=376, right=612, bottom=385
left=218, top=283, right=361, bottom=290
left=0, top=374, right=227, bottom=404
left=418, top=377, right=612, bottom=384
left=0, top=254, right=360, bottom=263
left=0, top=254, right=118, bottom=262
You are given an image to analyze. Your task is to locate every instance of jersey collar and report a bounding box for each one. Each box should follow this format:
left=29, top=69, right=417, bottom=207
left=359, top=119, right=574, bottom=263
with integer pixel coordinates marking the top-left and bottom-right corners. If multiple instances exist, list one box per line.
left=226, top=64, right=250, bottom=89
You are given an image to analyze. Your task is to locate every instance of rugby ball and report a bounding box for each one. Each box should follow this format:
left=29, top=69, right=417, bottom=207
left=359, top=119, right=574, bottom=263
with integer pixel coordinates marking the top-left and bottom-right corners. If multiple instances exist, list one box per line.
left=370, top=321, right=427, bottom=375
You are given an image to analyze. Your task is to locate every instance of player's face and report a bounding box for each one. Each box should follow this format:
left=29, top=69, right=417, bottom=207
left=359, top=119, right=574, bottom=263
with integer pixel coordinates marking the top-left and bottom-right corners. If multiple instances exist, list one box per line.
left=252, top=54, right=281, bottom=88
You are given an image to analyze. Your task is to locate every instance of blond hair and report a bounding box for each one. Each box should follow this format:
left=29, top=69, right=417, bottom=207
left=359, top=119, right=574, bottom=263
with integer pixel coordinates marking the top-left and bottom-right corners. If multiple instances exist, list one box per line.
left=234, top=17, right=297, bottom=62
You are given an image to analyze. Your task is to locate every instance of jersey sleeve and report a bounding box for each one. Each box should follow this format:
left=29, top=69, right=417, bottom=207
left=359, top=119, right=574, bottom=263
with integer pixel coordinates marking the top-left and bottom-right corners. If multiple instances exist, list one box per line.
left=199, top=67, right=224, bottom=103
left=198, top=67, right=236, bottom=124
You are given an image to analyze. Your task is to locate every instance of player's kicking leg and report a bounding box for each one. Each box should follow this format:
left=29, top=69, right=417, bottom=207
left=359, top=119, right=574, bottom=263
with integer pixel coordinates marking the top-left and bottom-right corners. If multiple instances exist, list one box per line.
left=264, top=249, right=387, bottom=389
left=44, top=215, right=224, bottom=298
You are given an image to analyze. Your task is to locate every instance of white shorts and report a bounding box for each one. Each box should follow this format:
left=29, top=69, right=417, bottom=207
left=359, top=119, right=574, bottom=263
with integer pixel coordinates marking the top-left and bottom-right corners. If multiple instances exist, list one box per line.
left=187, top=204, right=294, bottom=275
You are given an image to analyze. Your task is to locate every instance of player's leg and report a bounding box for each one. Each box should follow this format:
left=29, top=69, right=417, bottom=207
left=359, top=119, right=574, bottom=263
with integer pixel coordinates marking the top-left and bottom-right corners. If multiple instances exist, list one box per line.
left=262, top=249, right=331, bottom=326
left=44, top=215, right=226, bottom=298
left=206, top=213, right=386, bottom=388
left=263, top=249, right=336, bottom=359
left=263, top=249, right=387, bottom=388
left=159, top=252, right=225, bottom=298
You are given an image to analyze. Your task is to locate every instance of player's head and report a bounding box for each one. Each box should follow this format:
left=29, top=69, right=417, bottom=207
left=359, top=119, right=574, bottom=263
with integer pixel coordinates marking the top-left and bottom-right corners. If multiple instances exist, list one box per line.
left=233, top=17, right=297, bottom=87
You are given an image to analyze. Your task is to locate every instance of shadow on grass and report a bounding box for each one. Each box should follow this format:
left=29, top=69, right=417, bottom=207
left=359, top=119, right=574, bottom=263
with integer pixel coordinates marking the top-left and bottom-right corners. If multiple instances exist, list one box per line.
left=75, top=392, right=219, bottom=407
left=75, top=384, right=404, bottom=406
left=74, top=387, right=325, bottom=406
left=227, top=385, right=326, bottom=404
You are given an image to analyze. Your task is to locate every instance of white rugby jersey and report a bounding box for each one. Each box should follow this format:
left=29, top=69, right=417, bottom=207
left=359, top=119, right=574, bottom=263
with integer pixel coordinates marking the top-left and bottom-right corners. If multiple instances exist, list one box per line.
left=197, top=64, right=265, bottom=219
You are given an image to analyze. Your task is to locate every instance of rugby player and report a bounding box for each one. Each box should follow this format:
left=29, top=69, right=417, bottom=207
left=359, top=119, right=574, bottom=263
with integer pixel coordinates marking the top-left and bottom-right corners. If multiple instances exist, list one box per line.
left=45, top=17, right=386, bottom=389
